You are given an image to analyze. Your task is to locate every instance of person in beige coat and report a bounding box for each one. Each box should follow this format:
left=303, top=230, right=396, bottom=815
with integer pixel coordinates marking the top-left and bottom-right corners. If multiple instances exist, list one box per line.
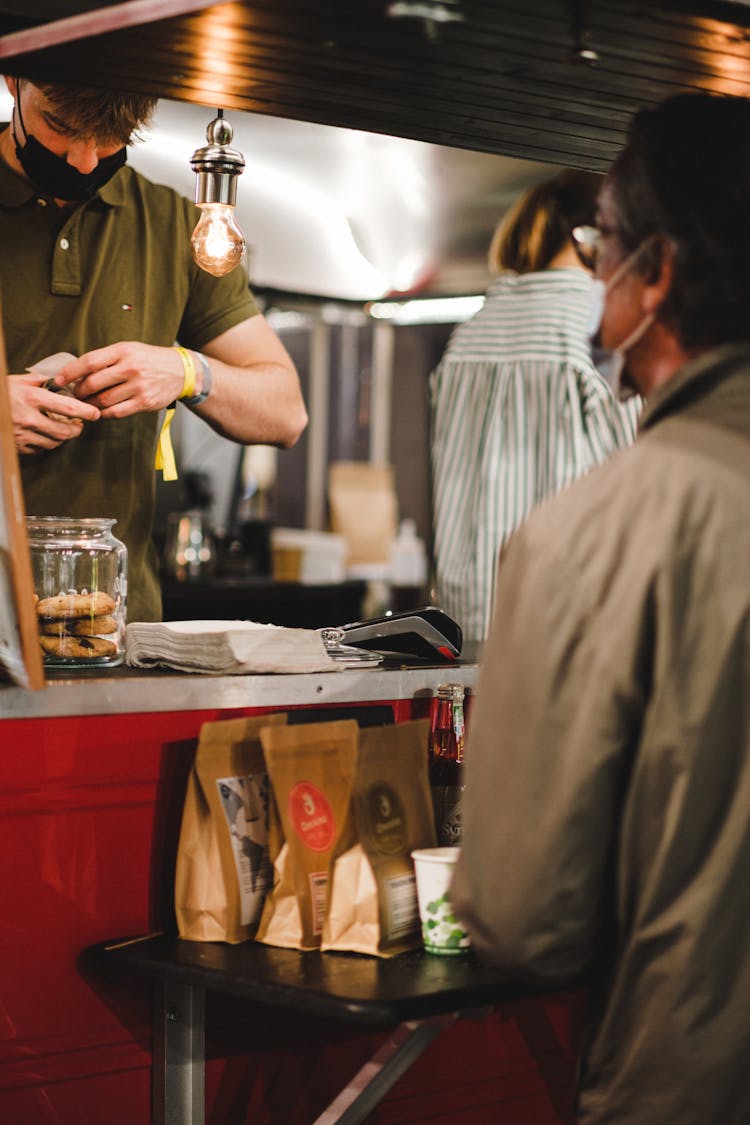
left=451, top=91, right=750, bottom=1125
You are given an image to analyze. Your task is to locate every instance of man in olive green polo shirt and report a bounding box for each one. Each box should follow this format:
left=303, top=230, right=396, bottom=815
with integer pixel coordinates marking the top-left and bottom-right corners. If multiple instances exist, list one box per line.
left=0, top=76, right=308, bottom=622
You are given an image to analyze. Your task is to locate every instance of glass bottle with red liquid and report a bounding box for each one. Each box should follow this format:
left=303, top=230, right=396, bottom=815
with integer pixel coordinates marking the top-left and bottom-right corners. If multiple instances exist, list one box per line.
left=428, top=682, right=466, bottom=846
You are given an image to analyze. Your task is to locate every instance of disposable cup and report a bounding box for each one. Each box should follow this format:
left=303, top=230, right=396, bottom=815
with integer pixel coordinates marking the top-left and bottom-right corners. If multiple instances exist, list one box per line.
left=411, top=846, right=470, bottom=955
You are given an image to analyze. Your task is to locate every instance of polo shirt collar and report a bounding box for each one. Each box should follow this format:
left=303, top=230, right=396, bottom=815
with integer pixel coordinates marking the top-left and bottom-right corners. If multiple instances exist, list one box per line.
left=639, top=342, right=750, bottom=431
left=97, top=166, right=128, bottom=208
left=0, top=150, right=35, bottom=207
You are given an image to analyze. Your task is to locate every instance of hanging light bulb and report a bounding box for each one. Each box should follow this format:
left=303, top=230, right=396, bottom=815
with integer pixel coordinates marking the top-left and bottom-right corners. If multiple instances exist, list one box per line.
left=190, top=109, right=246, bottom=277
left=191, top=203, right=245, bottom=276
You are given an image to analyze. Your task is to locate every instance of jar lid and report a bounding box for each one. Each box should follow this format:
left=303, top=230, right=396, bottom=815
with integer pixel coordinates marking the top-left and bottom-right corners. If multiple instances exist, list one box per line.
left=26, top=515, right=117, bottom=529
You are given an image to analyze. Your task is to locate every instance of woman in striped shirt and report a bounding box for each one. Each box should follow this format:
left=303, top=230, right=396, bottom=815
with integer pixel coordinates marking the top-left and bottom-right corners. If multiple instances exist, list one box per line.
left=431, top=170, right=640, bottom=641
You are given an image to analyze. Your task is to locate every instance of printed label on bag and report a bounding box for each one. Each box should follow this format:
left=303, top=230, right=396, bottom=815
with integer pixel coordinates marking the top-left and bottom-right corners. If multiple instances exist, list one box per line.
left=364, top=782, right=407, bottom=856
left=217, top=772, right=272, bottom=925
left=386, top=872, right=419, bottom=939
left=309, top=871, right=329, bottom=935
left=288, top=781, right=335, bottom=852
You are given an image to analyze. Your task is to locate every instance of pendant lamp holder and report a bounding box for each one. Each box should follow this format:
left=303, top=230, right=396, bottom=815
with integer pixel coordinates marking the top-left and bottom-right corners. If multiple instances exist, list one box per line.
left=190, top=109, right=246, bottom=207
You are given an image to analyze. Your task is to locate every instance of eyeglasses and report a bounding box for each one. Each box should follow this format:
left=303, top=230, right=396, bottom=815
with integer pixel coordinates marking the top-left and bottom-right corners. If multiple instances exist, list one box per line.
left=571, top=224, right=607, bottom=270
left=572, top=223, right=626, bottom=271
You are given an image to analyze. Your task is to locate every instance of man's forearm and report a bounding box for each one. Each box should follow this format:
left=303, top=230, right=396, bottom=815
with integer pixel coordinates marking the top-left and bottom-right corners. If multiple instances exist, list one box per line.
left=189, top=355, right=307, bottom=447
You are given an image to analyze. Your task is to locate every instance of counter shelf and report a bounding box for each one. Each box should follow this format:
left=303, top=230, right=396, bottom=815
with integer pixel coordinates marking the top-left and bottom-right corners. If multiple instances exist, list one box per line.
left=0, top=658, right=480, bottom=719
left=85, top=933, right=578, bottom=1125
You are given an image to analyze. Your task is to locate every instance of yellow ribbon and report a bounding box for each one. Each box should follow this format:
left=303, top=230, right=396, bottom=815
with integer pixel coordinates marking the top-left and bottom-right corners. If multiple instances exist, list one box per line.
left=154, top=347, right=197, bottom=481
left=155, top=405, right=178, bottom=481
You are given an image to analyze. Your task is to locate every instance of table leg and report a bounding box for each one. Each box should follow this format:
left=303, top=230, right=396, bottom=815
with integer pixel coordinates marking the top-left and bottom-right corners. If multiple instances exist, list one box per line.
left=152, top=979, right=206, bottom=1125
left=312, top=1013, right=458, bottom=1125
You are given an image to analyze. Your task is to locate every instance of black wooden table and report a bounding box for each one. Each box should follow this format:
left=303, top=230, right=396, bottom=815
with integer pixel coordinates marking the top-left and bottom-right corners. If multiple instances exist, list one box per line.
left=84, top=934, right=553, bottom=1125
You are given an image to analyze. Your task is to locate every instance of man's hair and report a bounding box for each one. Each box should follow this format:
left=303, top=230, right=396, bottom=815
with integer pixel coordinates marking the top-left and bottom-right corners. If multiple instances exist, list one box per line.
left=489, top=169, right=602, bottom=274
left=31, top=80, right=157, bottom=145
left=609, top=92, right=750, bottom=349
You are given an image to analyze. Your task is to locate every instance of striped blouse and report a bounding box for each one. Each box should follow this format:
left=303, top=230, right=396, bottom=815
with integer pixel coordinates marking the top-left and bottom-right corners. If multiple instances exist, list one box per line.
left=430, top=269, right=640, bottom=642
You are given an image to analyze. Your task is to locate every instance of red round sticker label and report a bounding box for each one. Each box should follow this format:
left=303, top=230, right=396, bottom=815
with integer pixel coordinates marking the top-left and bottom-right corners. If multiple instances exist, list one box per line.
left=288, top=781, right=335, bottom=852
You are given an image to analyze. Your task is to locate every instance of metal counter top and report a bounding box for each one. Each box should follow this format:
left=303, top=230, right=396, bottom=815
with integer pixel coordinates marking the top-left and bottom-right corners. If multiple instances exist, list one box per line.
left=0, top=658, right=480, bottom=720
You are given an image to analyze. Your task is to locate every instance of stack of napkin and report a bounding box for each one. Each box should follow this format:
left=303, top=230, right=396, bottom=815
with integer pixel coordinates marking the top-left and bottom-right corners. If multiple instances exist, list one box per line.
left=125, top=620, right=339, bottom=674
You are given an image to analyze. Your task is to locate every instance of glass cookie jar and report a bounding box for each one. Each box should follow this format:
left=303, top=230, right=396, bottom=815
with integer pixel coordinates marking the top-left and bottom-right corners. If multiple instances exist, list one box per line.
left=26, top=517, right=128, bottom=668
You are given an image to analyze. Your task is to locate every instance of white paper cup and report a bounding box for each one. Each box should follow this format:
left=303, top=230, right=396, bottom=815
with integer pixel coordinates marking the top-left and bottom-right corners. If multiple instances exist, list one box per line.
left=411, top=846, right=470, bottom=955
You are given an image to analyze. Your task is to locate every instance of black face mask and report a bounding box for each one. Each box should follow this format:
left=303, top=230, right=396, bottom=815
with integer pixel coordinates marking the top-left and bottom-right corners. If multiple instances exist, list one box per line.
left=12, top=84, right=126, bottom=201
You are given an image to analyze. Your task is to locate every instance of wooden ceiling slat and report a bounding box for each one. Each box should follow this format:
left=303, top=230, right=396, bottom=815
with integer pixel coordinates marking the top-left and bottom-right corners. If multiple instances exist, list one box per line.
left=6, top=1, right=738, bottom=78
left=19, top=34, right=648, bottom=142
left=3, top=0, right=750, bottom=168
left=38, top=16, right=718, bottom=106
left=253, top=0, right=747, bottom=67
left=120, top=4, right=750, bottom=102
left=219, top=42, right=737, bottom=102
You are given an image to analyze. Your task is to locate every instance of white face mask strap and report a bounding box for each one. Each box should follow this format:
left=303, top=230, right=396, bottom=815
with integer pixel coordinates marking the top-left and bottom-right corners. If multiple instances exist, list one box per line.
left=604, top=236, right=660, bottom=357
left=604, top=236, right=654, bottom=297
left=619, top=310, right=655, bottom=354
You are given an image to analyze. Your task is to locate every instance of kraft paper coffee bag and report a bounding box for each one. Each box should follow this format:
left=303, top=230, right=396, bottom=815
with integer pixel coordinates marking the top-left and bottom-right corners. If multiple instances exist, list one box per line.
left=328, top=461, right=398, bottom=567
left=255, top=719, right=359, bottom=951
left=322, top=719, right=437, bottom=956
left=175, top=713, right=286, bottom=943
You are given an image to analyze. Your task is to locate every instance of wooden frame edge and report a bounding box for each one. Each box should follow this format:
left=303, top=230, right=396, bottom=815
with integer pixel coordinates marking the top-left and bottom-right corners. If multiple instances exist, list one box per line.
left=0, top=316, right=45, bottom=690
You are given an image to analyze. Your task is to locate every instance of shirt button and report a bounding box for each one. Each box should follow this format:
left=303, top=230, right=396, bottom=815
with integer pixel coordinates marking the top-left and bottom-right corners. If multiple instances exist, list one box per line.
left=59, top=237, right=70, bottom=250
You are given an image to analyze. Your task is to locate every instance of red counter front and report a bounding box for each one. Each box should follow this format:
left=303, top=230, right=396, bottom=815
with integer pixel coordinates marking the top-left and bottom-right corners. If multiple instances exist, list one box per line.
left=0, top=667, right=582, bottom=1124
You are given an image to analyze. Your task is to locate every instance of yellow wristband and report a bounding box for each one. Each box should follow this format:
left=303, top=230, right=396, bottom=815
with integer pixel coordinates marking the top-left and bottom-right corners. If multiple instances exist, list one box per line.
left=173, top=345, right=197, bottom=400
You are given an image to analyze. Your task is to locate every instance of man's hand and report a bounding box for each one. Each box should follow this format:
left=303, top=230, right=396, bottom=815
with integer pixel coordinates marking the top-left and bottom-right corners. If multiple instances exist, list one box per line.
left=54, top=341, right=185, bottom=419
left=9, top=371, right=101, bottom=455
left=49, top=316, right=308, bottom=449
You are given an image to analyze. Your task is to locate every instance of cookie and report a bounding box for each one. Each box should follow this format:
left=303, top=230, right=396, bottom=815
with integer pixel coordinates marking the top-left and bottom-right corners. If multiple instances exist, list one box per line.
left=40, top=614, right=118, bottom=637
left=36, top=591, right=116, bottom=620
left=40, top=634, right=118, bottom=660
